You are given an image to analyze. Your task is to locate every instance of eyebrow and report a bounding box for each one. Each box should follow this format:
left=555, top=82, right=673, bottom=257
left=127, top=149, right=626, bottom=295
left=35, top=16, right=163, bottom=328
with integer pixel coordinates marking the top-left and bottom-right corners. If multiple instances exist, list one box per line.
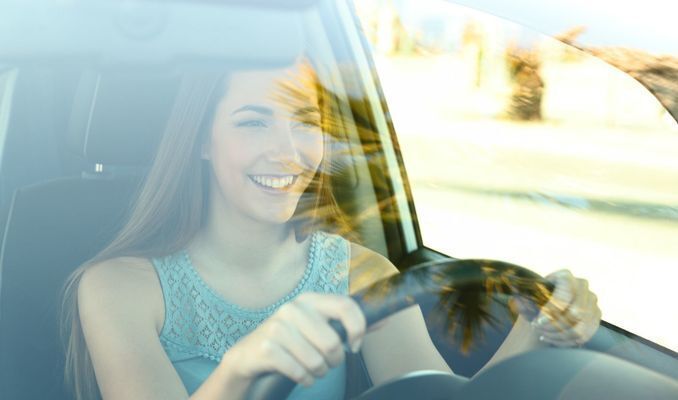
left=293, top=106, right=321, bottom=117
left=231, top=105, right=274, bottom=116
left=232, top=105, right=321, bottom=118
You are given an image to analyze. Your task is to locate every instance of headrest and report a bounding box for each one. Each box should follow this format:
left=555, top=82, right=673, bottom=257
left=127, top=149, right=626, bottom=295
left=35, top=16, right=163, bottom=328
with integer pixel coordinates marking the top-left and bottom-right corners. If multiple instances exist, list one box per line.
left=67, top=70, right=181, bottom=166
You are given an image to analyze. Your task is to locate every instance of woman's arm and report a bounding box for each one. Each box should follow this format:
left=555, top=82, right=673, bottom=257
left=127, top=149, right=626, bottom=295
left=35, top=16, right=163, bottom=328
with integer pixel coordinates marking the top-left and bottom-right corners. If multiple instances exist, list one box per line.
left=479, top=269, right=601, bottom=374
left=80, top=257, right=369, bottom=400
left=349, top=244, right=453, bottom=385
left=472, top=314, right=544, bottom=375
left=349, top=244, right=601, bottom=382
left=78, top=258, right=240, bottom=400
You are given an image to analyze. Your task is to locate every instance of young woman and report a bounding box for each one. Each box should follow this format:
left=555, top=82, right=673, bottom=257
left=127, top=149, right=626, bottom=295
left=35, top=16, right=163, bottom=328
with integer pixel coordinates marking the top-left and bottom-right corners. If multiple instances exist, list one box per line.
left=60, top=60, right=600, bottom=400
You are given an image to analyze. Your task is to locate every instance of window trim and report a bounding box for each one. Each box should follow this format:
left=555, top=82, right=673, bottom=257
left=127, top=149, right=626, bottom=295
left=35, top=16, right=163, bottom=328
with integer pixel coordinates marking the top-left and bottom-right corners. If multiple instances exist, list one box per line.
left=336, top=0, right=423, bottom=261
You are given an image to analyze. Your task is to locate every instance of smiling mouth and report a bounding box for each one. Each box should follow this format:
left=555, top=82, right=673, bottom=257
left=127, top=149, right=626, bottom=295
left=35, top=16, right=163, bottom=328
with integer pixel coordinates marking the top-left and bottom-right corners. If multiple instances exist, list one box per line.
left=248, top=174, right=299, bottom=192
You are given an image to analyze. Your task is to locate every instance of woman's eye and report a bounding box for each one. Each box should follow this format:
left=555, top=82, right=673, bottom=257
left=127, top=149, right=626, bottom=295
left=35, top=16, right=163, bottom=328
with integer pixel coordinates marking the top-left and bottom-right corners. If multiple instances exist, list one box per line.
left=296, top=120, right=321, bottom=129
left=236, top=119, right=268, bottom=128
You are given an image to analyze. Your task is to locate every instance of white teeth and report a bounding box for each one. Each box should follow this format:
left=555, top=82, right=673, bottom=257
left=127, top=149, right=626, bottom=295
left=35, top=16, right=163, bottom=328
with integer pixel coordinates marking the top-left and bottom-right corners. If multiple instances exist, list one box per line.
left=250, top=175, right=295, bottom=189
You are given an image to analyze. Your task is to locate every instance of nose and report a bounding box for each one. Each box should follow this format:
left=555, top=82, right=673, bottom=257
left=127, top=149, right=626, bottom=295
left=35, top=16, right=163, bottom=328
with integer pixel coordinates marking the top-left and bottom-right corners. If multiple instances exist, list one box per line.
left=267, top=123, right=301, bottom=165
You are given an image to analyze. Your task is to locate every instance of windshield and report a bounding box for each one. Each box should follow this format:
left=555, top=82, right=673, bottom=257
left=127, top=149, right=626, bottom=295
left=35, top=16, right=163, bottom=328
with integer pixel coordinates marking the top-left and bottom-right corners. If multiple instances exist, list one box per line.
left=0, top=1, right=676, bottom=399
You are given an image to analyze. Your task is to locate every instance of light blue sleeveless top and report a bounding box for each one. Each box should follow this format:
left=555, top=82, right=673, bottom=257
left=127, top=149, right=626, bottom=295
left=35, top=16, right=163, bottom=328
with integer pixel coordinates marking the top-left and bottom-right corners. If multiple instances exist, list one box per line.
left=151, top=231, right=350, bottom=399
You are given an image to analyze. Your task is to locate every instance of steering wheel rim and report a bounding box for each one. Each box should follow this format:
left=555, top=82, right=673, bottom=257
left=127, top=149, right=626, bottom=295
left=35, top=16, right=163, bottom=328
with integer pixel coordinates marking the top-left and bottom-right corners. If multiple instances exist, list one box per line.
left=245, top=258, right=555, bottom=400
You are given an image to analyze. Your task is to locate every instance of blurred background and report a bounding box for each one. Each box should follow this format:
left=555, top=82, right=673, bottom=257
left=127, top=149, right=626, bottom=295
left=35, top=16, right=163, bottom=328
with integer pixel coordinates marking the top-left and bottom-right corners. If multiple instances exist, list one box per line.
left=354, top=0, right=678, bottom=351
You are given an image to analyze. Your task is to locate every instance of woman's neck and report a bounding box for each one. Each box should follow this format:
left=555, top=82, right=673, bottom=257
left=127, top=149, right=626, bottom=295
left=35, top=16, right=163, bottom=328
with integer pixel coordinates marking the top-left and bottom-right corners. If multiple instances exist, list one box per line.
left=188, top=197, right=302, bottom=278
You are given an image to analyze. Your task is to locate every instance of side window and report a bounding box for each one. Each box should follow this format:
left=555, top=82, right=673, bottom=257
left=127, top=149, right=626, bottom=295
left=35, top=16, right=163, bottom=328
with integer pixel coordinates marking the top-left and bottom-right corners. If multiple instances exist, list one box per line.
left=356, top=1, right=678, bottom=351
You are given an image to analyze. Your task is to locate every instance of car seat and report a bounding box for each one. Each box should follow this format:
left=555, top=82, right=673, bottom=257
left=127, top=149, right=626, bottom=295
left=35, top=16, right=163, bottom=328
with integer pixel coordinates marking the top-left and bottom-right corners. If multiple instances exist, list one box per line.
left=0, top=70, right=175, bottom=399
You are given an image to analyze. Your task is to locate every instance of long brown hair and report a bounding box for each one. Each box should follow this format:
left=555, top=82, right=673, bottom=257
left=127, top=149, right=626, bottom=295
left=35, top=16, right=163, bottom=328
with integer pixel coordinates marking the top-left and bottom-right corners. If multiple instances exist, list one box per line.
left=59, top=62, right=354, bottom=400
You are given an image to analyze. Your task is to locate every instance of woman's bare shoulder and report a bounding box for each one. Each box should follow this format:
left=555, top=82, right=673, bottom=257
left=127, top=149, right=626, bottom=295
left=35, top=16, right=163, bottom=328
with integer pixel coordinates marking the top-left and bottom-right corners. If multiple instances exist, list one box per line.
left=80, top=256, right=157, bottom=292
left=348, top=242, right=399, bottom=293
left=78, top=256, right=164, bottom=332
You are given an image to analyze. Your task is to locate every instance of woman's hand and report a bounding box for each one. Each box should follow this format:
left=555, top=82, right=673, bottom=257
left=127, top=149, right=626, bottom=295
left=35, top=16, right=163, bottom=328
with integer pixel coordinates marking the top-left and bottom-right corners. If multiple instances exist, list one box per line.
left=523, top=269, right=601, bottom=347
left=217, top=292, right=366, bottom=392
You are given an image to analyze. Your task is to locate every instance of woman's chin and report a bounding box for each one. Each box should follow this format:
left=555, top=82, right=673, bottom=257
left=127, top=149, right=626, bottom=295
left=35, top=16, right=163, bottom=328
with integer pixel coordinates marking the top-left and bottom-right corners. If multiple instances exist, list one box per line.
left=250, top=208, right=297, bottom=226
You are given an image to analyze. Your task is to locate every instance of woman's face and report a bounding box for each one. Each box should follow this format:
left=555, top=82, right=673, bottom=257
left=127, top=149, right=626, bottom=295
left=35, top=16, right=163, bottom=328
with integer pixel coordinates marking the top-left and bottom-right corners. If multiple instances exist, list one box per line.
left=204, top=62, right=324, bottom=225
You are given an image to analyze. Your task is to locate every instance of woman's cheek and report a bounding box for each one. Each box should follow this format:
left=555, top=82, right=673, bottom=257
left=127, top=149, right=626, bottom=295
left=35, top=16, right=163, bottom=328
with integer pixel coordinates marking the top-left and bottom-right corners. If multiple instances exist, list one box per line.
left=298, top=132, right=324, bottom=169
left=220, top=134, right=257, bottom=166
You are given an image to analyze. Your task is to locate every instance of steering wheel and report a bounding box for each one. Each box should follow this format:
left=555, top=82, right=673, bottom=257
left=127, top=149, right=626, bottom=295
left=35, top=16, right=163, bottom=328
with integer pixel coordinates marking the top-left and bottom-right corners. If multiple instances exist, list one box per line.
left=245, top=258, right=555, bottom=400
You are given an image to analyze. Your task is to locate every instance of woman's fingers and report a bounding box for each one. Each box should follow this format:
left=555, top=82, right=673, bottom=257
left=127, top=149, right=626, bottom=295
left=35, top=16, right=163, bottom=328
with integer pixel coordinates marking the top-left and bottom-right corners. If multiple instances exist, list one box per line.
left=227, top=293, right=367, bottom=392
left=259, top=339, right=316, bottom=387
left=293, top=293, right=367, bottom=353
left=264, top=317, right=331, bottom=378
left=261, top=292, right=366, bottom=381
left=274, top=301, right=345, bottom=368
left=546, top=269, right=576, bottom=308
left=538, top=286, right=596, bottom=332
left=539, top=307, right=602, bottom=347
left=532, top=271, right=601, bottom=346
left=536, top=278, right=591, bottom=331
left=531, top=271, right=577, bottom=326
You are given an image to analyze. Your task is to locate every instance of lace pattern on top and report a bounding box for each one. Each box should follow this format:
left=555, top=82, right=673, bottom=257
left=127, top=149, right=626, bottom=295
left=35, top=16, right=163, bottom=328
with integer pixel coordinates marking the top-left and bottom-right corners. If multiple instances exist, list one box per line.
left=151, top=231, right=350, bottom=363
